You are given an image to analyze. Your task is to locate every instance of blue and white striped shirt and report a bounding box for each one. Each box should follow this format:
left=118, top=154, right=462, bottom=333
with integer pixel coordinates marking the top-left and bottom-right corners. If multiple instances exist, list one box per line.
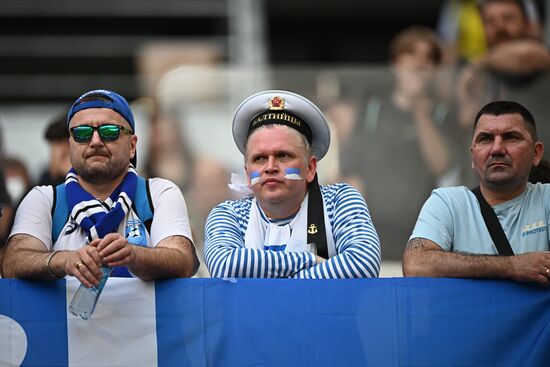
left=204, top=183, right=381, bottom=278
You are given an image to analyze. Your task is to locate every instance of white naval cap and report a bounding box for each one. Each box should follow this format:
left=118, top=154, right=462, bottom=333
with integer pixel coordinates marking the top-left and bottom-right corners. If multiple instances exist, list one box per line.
left=232, top=90, right=331, bottom=160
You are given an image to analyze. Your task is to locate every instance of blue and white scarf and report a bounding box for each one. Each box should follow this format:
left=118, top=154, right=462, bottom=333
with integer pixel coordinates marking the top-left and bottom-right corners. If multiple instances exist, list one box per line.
left=65, top=166, right=137, bottom=243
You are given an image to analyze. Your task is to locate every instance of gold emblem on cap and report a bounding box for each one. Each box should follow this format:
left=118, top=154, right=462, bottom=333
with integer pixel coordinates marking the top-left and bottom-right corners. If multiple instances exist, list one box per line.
left=268, top=96, right=285, bottom=110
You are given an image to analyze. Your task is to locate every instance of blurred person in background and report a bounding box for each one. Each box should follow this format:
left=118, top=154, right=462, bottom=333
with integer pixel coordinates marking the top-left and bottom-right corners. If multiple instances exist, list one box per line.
left=141, top=99, right=213, bottom=275
left=187, top=157, right=233, bottom=277
left=456, top=0, right=549, bottom=158
left=1, top=156, right=34, bottom=274
left=38, top=114, right=71, bottom=186
left=0, top=123, right=13, bottom=275
left=437, top=0, right=541, bottom=66
left=437, top=0, right=488, bottom=65
left=144, top=103, right=195, bottom=193
left=0, top=166, right=12, bottom=276
left=340, top=26, right=459, bottom=262
left=3, top=156, right=33, bottom=207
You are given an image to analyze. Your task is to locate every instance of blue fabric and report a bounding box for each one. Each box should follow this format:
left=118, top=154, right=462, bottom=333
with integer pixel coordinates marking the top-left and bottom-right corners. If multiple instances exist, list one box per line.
left=52, top=175, right=153, bottom=245
left=67, top=89, right=135, bottom=132
left=66, top=89, right=137, bottom=165
left=52, top=183, right=69, bottom=243
left=2, top=278, right=550, bottom=366
left=52, top=175, right=153, bottom=278
left=263, top=244, right=287, bottom=251
left=64, top=167, right=137, bottom=277
left=155, top=279, right=206, bottom=367
left=65, top=167, right=137, bottom=242
left=0, top=280, right=68, bottom=366
left=133, top=175, right=154, bottom=223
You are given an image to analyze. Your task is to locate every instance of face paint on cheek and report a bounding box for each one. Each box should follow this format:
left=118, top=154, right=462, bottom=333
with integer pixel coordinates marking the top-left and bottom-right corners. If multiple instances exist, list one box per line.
left=250, top=171, right=261, bottom=186
left=284, top=168, right=302, bottom=180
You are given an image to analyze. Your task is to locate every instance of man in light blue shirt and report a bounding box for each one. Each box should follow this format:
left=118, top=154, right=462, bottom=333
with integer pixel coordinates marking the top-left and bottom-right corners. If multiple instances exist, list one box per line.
left=403, top=100, right=550, bottom=285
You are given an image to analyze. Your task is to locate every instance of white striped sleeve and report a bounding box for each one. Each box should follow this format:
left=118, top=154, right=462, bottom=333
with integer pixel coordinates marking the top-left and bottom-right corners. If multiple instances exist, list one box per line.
left=204, top=201, right=316, bottom=278
left=293, top=184, right=381, bottom=279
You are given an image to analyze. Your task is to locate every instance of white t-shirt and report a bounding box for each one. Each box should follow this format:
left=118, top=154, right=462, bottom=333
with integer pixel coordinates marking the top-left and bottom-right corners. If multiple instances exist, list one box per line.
left=10, top=178, right=193, bottom=251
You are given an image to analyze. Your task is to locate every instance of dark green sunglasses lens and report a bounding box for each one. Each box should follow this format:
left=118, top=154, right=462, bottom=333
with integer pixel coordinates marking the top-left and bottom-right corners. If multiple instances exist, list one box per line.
left=71, top=125, right=122, bottom=142
left=98, top=125, right=121, bottom=141
left=72, top=126, right=94, bottom=142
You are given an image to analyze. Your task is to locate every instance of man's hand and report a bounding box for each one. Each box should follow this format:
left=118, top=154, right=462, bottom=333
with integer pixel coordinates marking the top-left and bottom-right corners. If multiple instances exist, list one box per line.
left=94, top=233, right=136, bottom=268
left=510, top=252, right=550, bottom=286
left=480, top=40, right=550, bottom=74
left=411, top=94, right=434, bottom=121
left=456, top=64, right=488, bottom=131
left=64, top=245, right=103, bottom=288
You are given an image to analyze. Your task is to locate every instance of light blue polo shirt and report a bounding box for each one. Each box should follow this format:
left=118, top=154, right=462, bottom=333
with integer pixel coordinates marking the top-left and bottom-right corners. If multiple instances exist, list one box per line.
left=411, top=183, right=550, bottom=254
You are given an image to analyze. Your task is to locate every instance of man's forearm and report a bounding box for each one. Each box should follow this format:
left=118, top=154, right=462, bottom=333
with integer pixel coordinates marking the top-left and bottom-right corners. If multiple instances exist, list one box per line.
left=404, top=237, right=550, bottom=285
left=403, top=237, right=513, bottom=279
left=129, top=236, right=198, bottom=280
left=293, top=246, right=380, bottom=279
left=2, top=235, right=63, bottom=280
left=414, top=113, right=450, bottom=177
left=205, top=244, right=316, bottom=278
left=3, top=248, right=50, bottom=279
left=481, top=40, right=550, bottom=74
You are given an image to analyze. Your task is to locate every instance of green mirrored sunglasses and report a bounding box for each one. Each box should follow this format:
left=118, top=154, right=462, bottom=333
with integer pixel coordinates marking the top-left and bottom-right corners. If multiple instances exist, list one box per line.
left=70, top=124, right=133, bottom=143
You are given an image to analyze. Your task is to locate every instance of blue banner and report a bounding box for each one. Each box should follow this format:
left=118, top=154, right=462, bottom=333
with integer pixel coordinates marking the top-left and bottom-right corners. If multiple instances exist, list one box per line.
left=1, top=278, right=549, bottom=366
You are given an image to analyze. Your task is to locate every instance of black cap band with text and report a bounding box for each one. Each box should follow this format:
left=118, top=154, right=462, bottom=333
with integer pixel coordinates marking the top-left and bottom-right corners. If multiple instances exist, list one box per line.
left=247, top=111, right=313, bottom=143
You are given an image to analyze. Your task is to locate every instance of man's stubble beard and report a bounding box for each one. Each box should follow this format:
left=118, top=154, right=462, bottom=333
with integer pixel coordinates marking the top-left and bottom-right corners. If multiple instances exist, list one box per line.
left=73, top=158, right=129, bottom=185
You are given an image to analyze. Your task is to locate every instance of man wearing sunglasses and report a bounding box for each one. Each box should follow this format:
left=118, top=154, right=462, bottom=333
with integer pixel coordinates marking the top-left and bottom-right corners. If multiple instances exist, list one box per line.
left=2, top=89, right=198, bottom=285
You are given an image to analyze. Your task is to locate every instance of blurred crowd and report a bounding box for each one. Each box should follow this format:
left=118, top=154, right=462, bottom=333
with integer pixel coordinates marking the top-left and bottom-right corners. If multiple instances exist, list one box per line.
left=329, top=0, right=550, bottom=262
left=1, top=0, right=549, bottom=275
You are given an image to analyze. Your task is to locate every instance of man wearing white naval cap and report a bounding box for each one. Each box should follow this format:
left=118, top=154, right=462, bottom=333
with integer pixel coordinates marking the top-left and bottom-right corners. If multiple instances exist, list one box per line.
left=204, top=90, right=381, bottom=278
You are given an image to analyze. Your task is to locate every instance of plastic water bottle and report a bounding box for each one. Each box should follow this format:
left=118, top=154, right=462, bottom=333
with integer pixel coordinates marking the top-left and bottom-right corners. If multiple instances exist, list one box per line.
left=69, top=266, right=113, bottom=320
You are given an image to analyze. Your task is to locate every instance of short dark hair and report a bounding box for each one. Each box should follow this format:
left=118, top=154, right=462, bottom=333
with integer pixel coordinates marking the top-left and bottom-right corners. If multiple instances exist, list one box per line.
left=44, top=114, right=69, bottom=141
left=473, top=100, right=538, bottom=141
left=478, top=0, right=528, bottom=19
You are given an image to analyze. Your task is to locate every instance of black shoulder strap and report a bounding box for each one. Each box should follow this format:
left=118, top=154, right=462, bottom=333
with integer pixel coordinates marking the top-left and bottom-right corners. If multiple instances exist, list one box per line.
left=471, top=186, right=514, bottom=256
left=307, top=174, right=328, bottom=259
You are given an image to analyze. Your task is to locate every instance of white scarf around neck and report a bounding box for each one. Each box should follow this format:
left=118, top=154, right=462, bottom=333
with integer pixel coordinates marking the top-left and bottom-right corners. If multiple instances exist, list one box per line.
left=244, top=193, right=336, bottom=257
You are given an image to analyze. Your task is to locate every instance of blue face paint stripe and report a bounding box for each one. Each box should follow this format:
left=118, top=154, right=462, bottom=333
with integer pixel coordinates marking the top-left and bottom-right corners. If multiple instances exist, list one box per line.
left=285, top=168, right=301, bottom=175
left=284, top=168, right=302, bottom=180
left=250, top=171, right=261, bottom=185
